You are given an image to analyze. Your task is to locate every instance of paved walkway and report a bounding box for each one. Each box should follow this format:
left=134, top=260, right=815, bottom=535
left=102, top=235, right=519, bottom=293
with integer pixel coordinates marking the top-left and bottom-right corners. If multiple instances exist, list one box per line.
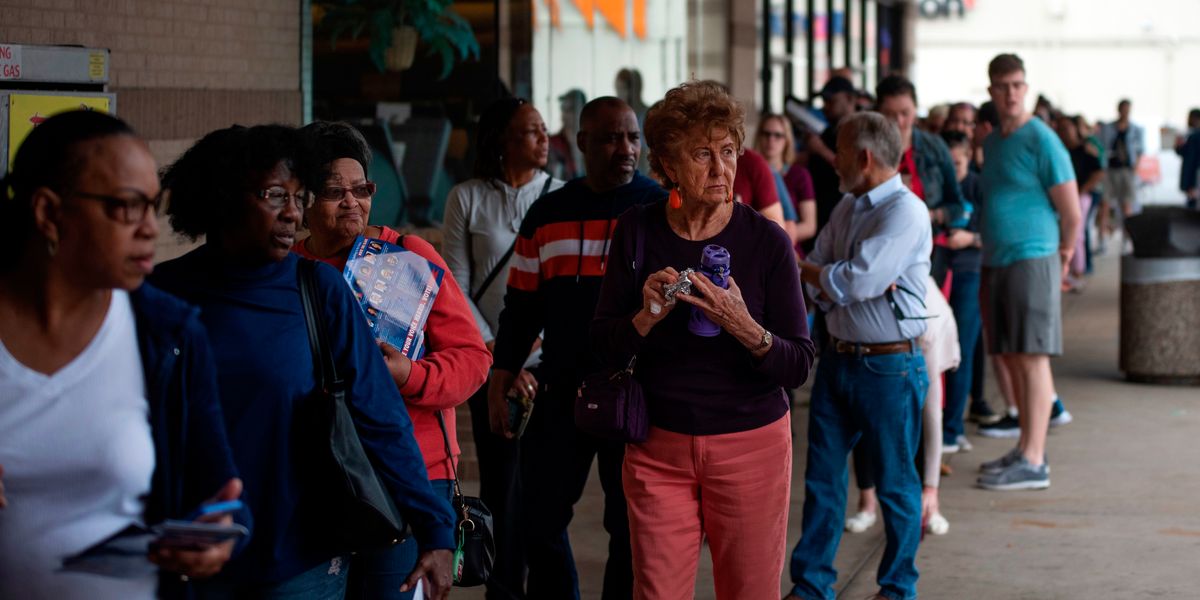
left=458, top=250, right=1200, bottom=599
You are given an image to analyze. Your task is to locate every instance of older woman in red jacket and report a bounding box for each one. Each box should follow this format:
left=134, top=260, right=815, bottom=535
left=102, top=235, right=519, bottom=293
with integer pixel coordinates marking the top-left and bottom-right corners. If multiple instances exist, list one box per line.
left=292, top=121, right=491, bottom=600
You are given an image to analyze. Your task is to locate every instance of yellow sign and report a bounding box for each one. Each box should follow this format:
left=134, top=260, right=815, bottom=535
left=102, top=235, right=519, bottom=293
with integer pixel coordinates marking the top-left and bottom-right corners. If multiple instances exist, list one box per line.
left=88, top=51, right=107, bottom=81
left=7, top=94, right=111, bottom=169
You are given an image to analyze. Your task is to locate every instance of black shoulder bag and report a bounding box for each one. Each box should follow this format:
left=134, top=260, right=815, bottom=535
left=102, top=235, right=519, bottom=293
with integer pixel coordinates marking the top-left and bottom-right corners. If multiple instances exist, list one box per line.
left=298, top=259, right=408, bottom=552
left=434, top=412, right=495, bottom=586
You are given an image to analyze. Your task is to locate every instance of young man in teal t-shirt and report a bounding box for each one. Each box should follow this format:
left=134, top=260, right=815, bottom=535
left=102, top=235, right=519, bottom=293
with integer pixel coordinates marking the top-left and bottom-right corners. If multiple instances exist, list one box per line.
left=976, top=53, right=1081, bottom=491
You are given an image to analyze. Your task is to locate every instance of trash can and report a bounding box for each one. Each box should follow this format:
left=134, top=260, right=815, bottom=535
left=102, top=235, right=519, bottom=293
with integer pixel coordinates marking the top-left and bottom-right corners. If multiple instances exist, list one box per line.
left=1119, top=207, right=1200, bottom=384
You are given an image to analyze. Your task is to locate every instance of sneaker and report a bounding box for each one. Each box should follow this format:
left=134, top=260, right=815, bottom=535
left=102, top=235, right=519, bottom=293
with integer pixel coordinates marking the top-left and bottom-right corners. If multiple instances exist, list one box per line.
left=978, top=414, right=1020, bottom=438
left=1050, top=397, right=1073, bottom=427
left=942, top=435, right=973, bottom=455
left=979, top=447, right=1022, bottom=475
left=844, top=510, right=877, bottom=533
left=976, top=457, right=1050, bottom=490
left=968, top=402, right=1002, bottom=425
left=926, top=511, right=950, bottom=535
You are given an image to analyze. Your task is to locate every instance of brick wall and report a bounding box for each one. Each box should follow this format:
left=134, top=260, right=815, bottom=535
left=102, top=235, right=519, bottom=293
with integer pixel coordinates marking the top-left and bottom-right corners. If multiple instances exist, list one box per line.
left=1, top=0, right=304, bottom=258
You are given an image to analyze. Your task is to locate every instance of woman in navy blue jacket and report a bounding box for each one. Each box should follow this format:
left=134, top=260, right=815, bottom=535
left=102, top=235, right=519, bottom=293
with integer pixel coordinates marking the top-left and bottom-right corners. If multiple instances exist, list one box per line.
left=150, top=124, right=456, bottom=599
left=0, top=111, right=243, bottom=600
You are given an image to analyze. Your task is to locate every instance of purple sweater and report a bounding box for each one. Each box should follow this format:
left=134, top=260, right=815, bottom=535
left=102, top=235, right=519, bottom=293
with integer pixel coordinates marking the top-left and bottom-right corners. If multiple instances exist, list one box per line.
left=591, top=201, right=814, bottom=436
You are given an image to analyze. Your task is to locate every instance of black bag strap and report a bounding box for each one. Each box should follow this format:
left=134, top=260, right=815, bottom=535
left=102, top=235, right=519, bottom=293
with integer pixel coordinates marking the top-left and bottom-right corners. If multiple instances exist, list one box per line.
left=469, top=174, right=554, bottom=305
left=298, top=260, right=340, bottom=390
left=621, top=204, right=648, bottom=373
left=434, top=411, right=466, bottom=503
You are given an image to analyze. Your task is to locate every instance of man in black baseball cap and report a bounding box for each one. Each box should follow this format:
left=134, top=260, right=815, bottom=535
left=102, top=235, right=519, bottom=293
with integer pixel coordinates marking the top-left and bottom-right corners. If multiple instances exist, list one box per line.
left=805, top=76, right=859, bottom=248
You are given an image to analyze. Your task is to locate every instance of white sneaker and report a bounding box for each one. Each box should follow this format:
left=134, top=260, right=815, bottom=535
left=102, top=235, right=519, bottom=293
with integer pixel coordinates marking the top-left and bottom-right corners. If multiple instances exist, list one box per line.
left=845, top=511, right=877, bottom=533
left=943, top=435, right=973, bottom=455
left=926, top=512, right=950, bottom=535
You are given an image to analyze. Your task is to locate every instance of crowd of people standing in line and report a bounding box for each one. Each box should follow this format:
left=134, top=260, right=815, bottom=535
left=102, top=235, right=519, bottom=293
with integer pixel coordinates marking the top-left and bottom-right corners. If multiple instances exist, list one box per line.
left=1, top=48, right=1153, bottom=600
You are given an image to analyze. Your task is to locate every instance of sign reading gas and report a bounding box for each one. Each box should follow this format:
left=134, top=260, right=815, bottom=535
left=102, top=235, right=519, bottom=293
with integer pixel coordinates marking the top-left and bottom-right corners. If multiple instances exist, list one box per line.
left=0, top=44, right=22, bottom=80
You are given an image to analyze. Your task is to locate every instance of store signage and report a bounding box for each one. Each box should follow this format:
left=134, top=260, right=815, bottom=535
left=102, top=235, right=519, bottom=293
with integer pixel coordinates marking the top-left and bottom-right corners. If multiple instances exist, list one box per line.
left=0, top=44, right=22, bottom=80
left=919, top=0, right=975, bottom=19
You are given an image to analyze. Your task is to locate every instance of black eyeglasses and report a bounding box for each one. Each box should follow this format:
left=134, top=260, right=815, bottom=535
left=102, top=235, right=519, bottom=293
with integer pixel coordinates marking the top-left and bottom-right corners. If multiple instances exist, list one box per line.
left=758, top=131, right=787, bottom=140
left=254, top=187, right=312, bottom=210
left=73, top=190, right=163, bottom=225
left=886, top=284, right=934, bottom=322
left=317, top=182, right=376, bottom=202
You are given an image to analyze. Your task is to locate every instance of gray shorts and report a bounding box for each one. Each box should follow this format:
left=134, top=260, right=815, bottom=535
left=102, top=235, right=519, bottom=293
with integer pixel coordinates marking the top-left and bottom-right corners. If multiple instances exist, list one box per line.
left=1105, top=168, right=1136, bottom=206
left=982, top=254, right=1063, bottom=355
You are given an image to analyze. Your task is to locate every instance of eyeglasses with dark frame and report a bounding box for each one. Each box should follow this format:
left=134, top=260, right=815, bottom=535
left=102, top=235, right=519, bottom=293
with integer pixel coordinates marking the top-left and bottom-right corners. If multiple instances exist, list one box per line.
left=254, top=187, right=312, bottom=211
left=758, top=130, right=787, bottom=140
left=317, top=182, right=377, bottom=202
left=72, top=190, right=163, bottom=225
left=886, top=284, right=934, bottom=322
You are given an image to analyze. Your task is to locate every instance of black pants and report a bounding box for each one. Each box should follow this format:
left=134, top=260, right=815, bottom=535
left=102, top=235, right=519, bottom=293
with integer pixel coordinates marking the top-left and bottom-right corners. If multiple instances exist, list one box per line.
left=520, top=382, right=633, bottom=600
left=468, top=384, right=526, bottom=600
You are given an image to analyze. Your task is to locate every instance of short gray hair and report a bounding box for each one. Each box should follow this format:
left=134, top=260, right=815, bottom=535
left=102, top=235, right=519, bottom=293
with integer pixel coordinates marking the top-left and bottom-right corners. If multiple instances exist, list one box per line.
left=838, top=111, right=903, bottom=169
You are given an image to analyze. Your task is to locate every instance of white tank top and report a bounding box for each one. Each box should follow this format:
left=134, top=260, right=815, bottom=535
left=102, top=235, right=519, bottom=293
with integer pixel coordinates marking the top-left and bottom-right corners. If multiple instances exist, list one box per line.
left=0, top=290, right=156, bottom=599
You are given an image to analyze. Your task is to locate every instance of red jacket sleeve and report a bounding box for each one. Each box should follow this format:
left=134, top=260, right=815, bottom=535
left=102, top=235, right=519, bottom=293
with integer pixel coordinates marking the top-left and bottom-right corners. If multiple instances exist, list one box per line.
left=398, top=235, right=492, bottom=409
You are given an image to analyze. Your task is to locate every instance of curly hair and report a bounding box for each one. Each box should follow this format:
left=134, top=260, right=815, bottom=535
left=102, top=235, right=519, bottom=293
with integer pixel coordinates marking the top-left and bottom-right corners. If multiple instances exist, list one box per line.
left=1, top=110, right=136, bottom=268
left=643, top=80, right=745, bottom=188
left=161, top=124, right=316, bottom=241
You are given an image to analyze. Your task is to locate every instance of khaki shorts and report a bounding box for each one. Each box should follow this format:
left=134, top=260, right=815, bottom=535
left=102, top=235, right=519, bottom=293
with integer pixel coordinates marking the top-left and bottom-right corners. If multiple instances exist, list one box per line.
left=982, top=254, right=1063, bottom=356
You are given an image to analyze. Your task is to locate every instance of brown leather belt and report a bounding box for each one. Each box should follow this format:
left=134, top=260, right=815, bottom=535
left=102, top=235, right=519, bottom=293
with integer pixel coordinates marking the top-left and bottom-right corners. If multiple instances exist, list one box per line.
left=831, top=337, right=916, bottom=356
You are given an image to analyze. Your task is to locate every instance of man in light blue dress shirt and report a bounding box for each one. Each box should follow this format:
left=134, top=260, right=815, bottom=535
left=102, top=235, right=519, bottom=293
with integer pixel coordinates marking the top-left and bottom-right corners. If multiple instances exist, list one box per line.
left=786, top=112, right=932, bottom=600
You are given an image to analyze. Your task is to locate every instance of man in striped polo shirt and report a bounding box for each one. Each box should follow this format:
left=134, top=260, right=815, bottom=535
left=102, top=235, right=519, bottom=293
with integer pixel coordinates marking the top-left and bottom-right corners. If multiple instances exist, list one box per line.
left=489, top=97, right=666, bottom=599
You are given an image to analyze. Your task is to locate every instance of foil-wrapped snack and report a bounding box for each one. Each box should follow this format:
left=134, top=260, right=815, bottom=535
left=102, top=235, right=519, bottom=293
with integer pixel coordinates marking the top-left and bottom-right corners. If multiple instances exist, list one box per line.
left=663, top=268, right=695, bottom=303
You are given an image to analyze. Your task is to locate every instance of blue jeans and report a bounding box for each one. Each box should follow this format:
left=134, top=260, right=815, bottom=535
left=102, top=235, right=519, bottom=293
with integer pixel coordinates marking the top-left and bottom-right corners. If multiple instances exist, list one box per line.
left=942, top=270, right=982, bottom=444
left=196, top=556, right=350, bottom=599
left=346, top=479, right=456, bottom=600
left=790, top=349, right=928, bottom=600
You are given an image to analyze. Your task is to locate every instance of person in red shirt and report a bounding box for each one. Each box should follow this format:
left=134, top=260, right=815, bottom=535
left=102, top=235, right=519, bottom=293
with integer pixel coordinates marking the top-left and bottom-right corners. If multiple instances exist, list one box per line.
left=733, top=147, right=786, bottom=229
left=292, top=121, right=490, bottom=599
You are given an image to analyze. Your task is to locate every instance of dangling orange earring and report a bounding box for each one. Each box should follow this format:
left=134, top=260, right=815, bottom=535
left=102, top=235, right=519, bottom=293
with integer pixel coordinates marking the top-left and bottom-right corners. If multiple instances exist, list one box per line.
left=668, top=188, right=683, bottom=209
left=727, top=188, right=734, bottom=204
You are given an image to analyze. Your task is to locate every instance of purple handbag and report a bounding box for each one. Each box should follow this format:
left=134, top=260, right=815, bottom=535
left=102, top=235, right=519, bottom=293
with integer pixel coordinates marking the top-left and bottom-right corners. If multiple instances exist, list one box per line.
left=575, top=205, right=650, bottom=443
left=576, top=357, right=648, bottom=443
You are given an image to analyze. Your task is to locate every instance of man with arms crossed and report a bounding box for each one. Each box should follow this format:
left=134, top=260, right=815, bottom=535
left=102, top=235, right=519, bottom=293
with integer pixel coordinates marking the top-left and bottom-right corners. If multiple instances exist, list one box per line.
left=787, top=111, right=931, bottom=600
left=975, top=53, right=1080, bottom=491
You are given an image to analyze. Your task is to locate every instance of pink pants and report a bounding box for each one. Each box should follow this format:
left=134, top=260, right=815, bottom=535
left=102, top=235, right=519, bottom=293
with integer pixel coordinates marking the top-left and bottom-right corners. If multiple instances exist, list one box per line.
left=622, top=413, right=792, bottom=600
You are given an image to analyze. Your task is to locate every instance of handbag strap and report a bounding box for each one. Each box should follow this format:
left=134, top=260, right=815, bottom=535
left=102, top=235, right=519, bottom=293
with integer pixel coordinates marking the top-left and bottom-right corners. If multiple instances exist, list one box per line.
left=469, top=174, right=554, bottom=304
left=621, top=204, right=648, bottom=373
left=434, top=410, right=465, bottom=501
left=298, top=259, right=340, bottom=390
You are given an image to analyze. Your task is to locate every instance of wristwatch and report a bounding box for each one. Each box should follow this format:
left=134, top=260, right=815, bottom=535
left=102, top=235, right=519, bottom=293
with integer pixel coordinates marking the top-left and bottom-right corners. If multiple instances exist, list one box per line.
left=754, top=329, right=773, bottom=351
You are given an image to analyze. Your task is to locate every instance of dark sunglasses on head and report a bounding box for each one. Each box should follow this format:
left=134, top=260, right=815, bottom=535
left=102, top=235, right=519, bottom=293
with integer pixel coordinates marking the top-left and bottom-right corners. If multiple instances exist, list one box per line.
left=317, top=182, right=376, bottom=202
left=72, top=190, right=164, bottom=225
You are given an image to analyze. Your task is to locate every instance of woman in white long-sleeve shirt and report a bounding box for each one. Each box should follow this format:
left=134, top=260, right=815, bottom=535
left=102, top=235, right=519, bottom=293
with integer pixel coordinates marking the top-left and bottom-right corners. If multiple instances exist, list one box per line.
left=439, top=97, right=562, bottom=598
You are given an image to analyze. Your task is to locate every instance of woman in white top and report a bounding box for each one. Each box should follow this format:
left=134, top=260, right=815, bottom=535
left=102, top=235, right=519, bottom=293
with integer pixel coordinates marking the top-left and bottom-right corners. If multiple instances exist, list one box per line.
left=440, top=97, right=562, bottom=598
left=0, top=111, right=243, bottom=600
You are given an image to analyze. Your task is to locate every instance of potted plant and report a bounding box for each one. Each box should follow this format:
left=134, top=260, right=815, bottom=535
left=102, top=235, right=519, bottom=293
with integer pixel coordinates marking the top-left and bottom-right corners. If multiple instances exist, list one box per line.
left=316, top=0, right=480, bottom=78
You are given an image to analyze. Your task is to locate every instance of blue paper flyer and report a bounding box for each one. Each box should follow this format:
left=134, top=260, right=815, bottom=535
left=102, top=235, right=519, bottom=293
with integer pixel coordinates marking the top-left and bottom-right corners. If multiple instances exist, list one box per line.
left=342, top=236, right=444, bottom=359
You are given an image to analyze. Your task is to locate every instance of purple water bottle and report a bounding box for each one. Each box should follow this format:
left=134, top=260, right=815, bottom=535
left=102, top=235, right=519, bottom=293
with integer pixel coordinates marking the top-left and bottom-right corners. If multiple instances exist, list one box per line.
left=689, top=244, right=731, bottom=337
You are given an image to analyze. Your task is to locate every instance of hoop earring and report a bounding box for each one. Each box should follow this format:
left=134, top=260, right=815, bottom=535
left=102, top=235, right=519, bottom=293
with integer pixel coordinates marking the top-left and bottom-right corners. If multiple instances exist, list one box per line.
left=668, top=188, right=683, bottom=209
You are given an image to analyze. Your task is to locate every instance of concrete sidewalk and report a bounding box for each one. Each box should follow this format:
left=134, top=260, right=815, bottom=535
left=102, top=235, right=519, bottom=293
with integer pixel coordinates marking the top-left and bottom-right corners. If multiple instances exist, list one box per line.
left=458, top=250, right=1200, bottom=599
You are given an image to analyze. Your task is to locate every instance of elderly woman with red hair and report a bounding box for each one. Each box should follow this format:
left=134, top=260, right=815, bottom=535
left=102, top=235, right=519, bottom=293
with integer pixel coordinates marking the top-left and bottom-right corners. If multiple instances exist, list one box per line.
left=592, top=81, right=815, bottom=599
